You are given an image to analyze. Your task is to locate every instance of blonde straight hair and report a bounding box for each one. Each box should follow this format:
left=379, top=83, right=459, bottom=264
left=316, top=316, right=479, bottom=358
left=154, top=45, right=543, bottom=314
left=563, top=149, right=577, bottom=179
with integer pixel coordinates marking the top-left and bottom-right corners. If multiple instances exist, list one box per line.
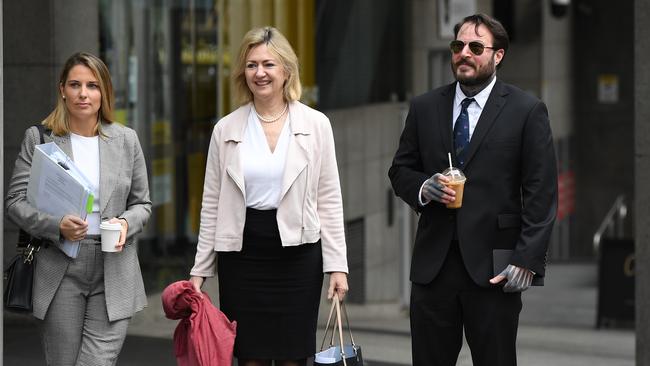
left=43, top=52, right=115, bottom=136
left=232, top=26, right=302, bottom=105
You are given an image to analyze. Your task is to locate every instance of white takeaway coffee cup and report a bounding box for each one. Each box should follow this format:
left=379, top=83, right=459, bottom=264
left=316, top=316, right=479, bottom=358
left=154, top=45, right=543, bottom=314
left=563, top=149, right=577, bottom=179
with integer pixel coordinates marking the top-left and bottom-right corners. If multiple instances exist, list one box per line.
left=100, top=221, right=122, bottom=252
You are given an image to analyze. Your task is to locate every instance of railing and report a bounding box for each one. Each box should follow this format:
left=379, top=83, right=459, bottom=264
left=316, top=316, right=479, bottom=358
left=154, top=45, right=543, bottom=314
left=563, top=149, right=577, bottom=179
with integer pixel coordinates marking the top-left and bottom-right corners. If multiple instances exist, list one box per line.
left=593, top=195, right=627, bottom=253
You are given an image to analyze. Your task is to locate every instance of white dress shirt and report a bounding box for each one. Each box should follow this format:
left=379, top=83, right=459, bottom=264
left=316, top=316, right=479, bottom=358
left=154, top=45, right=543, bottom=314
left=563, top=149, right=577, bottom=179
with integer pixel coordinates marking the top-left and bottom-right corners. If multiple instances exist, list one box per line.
left=418, top=77, right=498, bottom=206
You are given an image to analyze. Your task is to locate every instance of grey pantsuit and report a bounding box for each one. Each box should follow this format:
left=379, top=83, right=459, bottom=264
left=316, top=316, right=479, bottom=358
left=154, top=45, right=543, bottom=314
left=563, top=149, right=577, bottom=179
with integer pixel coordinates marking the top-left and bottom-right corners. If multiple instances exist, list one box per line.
left=41, top=239, right=129, bottom=366
left=6, top=122, right=152, bottom=365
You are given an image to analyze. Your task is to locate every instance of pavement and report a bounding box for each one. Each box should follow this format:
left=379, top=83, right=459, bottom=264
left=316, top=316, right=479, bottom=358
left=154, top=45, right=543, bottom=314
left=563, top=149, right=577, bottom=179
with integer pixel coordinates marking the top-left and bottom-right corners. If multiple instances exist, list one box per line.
left=3, top=263, right=635, bottom=365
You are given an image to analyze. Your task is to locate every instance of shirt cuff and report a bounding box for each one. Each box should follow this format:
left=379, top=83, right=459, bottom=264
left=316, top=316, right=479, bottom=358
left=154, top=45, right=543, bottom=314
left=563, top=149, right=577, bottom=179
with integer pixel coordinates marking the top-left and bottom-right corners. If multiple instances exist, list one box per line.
left=418, top=182, right=431, bottom=206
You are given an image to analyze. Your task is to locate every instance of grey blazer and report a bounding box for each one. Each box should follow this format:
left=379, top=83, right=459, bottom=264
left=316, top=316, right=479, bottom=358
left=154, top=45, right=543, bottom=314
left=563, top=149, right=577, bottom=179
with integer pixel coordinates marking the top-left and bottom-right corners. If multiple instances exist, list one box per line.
left=5, top=122, right=152, bottom=321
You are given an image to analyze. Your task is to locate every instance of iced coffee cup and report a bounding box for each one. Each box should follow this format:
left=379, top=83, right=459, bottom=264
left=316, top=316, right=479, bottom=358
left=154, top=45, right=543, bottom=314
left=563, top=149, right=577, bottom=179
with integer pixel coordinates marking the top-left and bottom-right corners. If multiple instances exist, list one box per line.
left=442, top=167, right=467, bottom=209
left=100, top=221, right=122, bottom=252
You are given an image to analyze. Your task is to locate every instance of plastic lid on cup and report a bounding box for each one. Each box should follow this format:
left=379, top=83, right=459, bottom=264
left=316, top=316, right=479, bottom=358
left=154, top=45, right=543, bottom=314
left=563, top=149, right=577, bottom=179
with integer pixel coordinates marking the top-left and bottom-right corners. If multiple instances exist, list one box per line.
left=442, top=167, right=466, bottom=182
left=100, top=221, right=122, bottom=230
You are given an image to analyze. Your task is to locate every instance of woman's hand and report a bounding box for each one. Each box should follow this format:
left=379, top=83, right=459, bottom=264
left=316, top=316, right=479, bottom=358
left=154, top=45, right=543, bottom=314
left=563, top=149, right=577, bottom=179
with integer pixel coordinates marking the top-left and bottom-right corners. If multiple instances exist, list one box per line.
left=327, top=272, right=349, bottom=301
left=59, top=215, right=88, bottom=241
left=189, top=276, right=205, bottom=298
left=108, top=217, right=128, bottom=252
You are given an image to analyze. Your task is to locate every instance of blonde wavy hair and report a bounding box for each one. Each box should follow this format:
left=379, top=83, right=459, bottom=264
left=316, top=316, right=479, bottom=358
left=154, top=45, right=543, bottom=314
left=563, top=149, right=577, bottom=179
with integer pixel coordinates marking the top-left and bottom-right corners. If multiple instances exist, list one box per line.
left=43, top=52, right=114, bottom=136
left=232, top=26, right=302, bottom=105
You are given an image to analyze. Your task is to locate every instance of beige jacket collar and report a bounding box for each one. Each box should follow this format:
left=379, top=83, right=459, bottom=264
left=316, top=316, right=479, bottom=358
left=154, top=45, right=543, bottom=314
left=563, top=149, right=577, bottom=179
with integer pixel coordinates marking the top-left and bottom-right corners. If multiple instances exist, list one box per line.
left=221, top=101, right=312, bottom=200
left=221, top=102, right=313, bottom=141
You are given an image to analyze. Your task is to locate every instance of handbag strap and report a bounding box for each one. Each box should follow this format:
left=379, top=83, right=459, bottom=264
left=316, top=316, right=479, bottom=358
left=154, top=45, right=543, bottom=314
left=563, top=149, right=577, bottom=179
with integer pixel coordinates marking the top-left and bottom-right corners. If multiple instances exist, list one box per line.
left=319, top=293, right=339, bottom=351
left=334, top=294, right=348, bottom=366
left=340, top=298, right=357, bottom=347
left=318, top=294, right=359, bottom=351
left=35, top=123, right=48, bottom=144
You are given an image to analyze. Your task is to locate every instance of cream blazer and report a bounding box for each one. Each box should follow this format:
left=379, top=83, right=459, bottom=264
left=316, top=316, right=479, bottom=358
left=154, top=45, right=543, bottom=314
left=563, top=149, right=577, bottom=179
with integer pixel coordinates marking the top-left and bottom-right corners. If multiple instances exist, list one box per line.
left=190, top=101, right=348, bottom=278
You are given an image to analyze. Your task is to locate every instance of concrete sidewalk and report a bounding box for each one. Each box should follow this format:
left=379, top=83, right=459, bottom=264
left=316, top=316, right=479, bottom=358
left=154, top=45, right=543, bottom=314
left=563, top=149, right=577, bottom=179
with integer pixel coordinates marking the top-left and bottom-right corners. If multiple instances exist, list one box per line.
left=4, top=263, right=635, bottom=365
left=331, top=262, right=634, bottom=365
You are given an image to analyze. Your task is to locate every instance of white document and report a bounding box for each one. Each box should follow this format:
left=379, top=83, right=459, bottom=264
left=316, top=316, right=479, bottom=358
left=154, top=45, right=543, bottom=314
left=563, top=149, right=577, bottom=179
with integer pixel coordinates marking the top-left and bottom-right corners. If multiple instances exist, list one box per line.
left=26, top=142, right=95, bottom=258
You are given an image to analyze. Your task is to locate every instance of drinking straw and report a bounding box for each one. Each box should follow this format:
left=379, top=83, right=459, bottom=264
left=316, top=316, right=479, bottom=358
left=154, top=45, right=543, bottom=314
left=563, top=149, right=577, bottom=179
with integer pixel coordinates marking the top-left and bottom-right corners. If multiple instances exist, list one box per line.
left=448, top=152, right=453, bottom=170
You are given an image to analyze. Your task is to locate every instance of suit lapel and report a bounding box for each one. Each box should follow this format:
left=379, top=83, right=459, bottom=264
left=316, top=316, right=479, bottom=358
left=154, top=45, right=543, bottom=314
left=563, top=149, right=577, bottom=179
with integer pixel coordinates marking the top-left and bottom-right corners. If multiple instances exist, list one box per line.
left=280, top=102, right=310, bottom=200
left=99, top=123, right=124, bottom=214
left=52, top=133, right=73, bottom=159
left=463, top=81, right=508, bottom=169
left=222, top=105, right=250, bottom=196
left=280, top=134, right=309, bottom=200
left=438, top=84, right=455, bottom=161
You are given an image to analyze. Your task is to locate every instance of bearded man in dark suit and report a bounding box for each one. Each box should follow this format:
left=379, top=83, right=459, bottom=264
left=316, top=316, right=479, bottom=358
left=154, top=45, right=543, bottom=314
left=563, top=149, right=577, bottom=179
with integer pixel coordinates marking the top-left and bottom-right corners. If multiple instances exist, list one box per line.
left=389, top=13, right=558, bottom=366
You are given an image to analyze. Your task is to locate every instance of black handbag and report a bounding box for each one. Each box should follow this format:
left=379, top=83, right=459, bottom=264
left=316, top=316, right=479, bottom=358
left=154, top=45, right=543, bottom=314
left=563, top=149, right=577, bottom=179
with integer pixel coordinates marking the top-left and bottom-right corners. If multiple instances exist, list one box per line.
left=4, top=237, right=40, bottom=311
left=314, top=294, right=363, bottom=366
left=3, top=124, right=50, bottom=312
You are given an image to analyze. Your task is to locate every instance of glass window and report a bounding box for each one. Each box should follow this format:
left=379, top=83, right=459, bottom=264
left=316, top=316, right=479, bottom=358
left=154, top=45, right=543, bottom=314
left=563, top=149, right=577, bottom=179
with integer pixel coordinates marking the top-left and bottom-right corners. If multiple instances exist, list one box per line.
left=100, top=0, right=319, bottom=292
left=100, top=0, right=219, bottom=291
left=315, top=0, right=407, bottom=109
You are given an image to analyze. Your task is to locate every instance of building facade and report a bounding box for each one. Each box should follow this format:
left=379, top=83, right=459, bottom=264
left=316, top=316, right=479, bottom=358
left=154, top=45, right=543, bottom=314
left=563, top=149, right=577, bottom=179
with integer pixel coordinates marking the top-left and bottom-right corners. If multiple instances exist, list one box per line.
left=4, top=0, right=606, bottom=306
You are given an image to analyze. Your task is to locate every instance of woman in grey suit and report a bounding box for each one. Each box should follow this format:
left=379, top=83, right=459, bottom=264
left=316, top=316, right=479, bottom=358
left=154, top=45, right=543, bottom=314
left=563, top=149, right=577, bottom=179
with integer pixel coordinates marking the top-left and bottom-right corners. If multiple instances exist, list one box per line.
left=5, top=52, right=152, bottom=365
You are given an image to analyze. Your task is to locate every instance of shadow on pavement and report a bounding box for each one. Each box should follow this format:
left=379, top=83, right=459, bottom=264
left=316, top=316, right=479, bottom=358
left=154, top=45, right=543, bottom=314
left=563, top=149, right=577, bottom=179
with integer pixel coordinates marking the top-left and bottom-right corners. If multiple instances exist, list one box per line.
left=4, top=313, right=177, bottom=366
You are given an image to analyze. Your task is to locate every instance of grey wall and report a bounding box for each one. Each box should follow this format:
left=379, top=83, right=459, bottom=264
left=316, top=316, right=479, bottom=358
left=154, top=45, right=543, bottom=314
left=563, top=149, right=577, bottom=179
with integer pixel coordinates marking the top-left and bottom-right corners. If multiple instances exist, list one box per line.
left=327, top=102, right=405, bottom=302
left=541, top=0, right=572, bottom=140
left=573, top=0, right=634, bottom=258
left=3, top=0, right=99, bottom=265
left=498, top=0, right=543, bottom=97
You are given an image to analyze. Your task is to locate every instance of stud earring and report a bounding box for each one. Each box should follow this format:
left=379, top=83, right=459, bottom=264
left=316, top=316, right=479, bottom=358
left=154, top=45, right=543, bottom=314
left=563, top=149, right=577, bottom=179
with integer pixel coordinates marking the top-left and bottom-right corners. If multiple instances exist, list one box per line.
left=62, top=95, right=66, bottom=100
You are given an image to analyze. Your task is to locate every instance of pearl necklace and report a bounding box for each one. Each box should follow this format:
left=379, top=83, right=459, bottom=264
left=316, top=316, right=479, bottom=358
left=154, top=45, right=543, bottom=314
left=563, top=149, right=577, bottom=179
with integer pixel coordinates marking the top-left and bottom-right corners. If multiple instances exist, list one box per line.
left=254, top=103, right=288, bottom=123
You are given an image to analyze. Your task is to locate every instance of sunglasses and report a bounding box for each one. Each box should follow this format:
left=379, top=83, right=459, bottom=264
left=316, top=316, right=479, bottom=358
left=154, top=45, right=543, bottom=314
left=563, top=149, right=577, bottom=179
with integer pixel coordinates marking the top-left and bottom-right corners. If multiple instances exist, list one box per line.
left=449, top=40, right=495, bottom=56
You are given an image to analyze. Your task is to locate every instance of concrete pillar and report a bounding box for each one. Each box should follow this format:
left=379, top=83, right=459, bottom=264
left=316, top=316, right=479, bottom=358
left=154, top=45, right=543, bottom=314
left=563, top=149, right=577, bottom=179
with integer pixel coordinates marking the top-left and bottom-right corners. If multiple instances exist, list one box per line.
left=635, top=1, right=650, bottom=363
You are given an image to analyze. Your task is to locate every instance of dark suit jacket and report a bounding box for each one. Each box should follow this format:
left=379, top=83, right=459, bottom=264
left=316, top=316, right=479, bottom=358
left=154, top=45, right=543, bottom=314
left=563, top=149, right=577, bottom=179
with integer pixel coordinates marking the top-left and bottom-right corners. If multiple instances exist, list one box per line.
left=388, top=80, right=558, bottom=287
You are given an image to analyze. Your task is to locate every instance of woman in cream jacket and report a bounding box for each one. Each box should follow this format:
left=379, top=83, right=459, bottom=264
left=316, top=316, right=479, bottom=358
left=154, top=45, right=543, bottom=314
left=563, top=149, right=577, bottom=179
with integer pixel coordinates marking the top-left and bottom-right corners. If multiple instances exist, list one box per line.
left=188, top=27, right=348, bottom=366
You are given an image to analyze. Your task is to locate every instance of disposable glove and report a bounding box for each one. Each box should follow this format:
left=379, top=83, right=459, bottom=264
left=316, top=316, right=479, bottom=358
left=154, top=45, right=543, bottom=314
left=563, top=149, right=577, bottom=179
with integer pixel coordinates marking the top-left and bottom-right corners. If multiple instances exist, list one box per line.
left=421, top=173, right=456, bottom=204
left=489, top=264, right=533, bottom=293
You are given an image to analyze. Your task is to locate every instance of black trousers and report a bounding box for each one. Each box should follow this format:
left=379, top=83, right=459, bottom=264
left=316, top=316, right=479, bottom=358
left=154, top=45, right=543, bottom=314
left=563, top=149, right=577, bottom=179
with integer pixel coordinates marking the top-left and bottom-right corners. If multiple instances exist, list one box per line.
left=410, top=241, right=522, bottom=366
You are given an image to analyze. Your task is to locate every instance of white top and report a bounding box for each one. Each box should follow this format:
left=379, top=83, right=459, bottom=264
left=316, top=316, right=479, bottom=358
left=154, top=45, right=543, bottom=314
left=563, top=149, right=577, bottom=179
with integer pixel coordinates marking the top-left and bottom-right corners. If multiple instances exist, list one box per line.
left=452, top=76, right=497, bottom=138
left=70, top=133, right=101, bottom=234
left=241, top=110, right=291, bottom=210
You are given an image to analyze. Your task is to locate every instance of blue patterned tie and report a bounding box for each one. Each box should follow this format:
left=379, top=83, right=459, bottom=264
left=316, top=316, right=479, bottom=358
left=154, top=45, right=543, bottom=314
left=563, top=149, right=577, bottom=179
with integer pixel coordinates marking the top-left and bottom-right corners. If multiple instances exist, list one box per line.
left=454, top=98, right=474, bottom=167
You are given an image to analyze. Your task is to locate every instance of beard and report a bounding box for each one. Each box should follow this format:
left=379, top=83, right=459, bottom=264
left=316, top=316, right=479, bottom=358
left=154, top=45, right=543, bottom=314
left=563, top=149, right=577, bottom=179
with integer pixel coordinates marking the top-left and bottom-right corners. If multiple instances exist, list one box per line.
left=451, top=54, right=496, bottom=87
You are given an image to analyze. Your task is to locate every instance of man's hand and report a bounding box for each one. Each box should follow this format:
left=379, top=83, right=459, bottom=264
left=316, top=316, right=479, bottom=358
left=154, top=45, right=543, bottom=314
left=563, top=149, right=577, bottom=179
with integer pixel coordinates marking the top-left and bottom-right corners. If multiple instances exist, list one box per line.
left=490, top=264, right=533, bottom=292
left=421, top=173, right=456, bottom=204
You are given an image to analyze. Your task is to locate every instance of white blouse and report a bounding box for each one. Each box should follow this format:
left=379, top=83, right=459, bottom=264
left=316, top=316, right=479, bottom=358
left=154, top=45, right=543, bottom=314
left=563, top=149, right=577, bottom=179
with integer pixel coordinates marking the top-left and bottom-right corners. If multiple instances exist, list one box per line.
left=70, top=133, right=101, bottom=234
left=240, top=110, right=291, bottom=210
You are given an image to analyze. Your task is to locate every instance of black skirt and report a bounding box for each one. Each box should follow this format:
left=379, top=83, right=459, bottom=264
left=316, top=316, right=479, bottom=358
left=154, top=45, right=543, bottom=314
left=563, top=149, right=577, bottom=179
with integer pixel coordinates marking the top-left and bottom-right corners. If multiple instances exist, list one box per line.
left=217, top=208, right=324, bottom=360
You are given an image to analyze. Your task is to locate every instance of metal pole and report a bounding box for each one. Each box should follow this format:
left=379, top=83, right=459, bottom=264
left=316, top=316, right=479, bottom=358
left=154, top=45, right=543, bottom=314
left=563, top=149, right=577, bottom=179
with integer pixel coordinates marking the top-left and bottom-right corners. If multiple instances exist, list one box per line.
left=616, top=201, right=626, bottom=238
